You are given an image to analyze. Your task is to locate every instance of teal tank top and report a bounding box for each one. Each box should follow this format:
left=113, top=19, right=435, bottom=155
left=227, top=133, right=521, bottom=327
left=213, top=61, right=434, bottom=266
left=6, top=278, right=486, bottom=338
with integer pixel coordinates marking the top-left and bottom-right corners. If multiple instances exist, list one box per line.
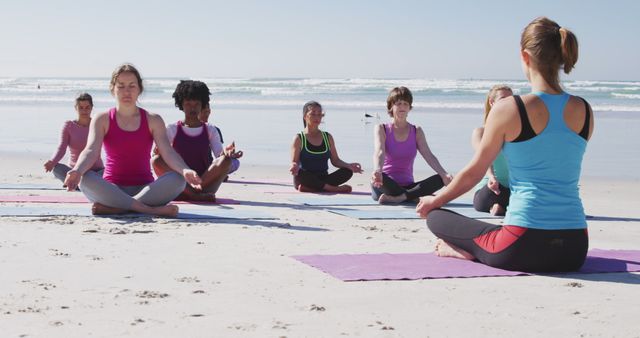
left=474, top=151, right=509, bottom=191
left=502, top=92, right=587, bottom=230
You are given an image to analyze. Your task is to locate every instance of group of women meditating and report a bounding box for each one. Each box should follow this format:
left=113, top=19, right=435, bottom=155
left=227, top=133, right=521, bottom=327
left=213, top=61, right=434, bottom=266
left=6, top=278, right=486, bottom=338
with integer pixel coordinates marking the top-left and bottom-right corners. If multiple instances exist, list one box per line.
left=44, top=17, right=593, bottom=273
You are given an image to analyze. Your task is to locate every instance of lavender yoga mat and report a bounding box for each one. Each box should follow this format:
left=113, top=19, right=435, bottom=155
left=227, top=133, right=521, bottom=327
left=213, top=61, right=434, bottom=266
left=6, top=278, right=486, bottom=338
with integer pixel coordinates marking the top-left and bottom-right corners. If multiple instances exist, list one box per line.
left=292, top=249, right=640, bottom=281
left=0, top=194, right=239, bottom=205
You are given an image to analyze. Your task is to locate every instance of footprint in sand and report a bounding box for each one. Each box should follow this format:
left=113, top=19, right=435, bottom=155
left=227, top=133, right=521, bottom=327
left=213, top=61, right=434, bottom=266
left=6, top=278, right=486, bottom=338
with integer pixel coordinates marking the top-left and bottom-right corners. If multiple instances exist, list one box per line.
left=309, top=304, right=326, bottom=311
left=136, top=290, right=169, bottom=299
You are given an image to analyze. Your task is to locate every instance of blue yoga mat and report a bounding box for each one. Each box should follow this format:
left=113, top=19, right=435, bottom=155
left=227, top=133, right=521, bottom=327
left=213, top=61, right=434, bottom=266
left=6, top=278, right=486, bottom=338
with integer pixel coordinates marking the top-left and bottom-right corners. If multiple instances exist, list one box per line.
left=329, top=207, right=502, bottom=220
left=289, top=195, right=473, bottom=207
left=0, top=183, right=62, bottom=190
left=0, top=203, right=275, bottom=220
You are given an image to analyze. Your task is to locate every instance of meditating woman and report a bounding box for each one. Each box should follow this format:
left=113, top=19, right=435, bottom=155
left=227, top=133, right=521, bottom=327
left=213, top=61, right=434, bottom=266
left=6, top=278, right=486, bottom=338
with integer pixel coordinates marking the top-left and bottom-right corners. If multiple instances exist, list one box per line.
left=44, top=93, right=104, bottom=185
left=471, top=85, right=513, bottom=216
left=371, top=86, right=452, bottom=204
left=64, top=64, right=201, bottom=217
left=289, top=101, right=362, bottom=193
left=418, top=17, right=593, bottom=272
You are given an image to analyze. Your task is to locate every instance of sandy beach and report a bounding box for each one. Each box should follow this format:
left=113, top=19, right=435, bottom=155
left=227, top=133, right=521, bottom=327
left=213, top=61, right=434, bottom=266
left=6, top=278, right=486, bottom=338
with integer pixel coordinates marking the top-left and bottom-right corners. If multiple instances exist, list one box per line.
left=0, top=152, right=638, bottom=338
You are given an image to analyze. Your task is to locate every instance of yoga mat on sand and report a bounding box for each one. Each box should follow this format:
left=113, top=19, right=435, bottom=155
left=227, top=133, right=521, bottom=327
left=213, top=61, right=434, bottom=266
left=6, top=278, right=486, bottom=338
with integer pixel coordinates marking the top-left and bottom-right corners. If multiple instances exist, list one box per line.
left=0, top=203, right=273, bottom=219
left=0, top=194, right=239, bottom=205
left=292, top=249, right=640, bottom=281
left=0, top=183, right=62, bottom=190
left=289, top=195, right=473, bottom=207
left=329, top=207, right=502, bottom=220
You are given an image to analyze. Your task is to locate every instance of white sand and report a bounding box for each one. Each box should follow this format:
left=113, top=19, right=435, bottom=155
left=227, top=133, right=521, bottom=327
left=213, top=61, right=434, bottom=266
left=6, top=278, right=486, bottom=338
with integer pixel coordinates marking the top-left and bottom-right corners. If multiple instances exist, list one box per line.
left=1, top=153, right=639, bottom=337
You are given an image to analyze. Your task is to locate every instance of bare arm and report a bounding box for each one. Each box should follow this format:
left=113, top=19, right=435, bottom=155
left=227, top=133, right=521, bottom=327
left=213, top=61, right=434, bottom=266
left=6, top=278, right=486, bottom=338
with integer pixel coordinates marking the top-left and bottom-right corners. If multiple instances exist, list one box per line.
left=328, top=134, right=362, bottom=173
left=472, top=127, right=497, bottom=182
left=371, top=124, right=386, bottom=187
left=417, top=100, right=513, bottom=217
left=416, top=126, right=452, bottom=183
left=289, top=134, right=302, bottom=176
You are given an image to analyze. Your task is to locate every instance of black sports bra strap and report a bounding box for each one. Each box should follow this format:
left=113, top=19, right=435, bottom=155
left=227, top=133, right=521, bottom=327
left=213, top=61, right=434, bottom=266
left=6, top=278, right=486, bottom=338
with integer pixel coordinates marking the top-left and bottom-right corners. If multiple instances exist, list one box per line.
left=577, top=96, right=591, bottom=140
left=512, top=95, right=537, bottom=142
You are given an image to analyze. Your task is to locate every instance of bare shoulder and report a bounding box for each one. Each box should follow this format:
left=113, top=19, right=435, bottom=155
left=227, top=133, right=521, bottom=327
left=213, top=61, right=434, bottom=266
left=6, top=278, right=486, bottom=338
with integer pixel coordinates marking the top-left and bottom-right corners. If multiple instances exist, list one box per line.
left=292, top=133, right=302, bottom=144
left=565, top=95, right=590, bottom=115
left=488, top=96, right=519, bottom=124
left=93, top=111, right=110, bottom=124
left=145, top=111, right=166, bottom=127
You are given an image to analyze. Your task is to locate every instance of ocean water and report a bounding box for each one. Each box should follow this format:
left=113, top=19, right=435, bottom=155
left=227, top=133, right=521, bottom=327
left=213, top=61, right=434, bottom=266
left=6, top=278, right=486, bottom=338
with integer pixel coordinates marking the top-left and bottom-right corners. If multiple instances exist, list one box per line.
left=1, top=77, right=638, bottom=179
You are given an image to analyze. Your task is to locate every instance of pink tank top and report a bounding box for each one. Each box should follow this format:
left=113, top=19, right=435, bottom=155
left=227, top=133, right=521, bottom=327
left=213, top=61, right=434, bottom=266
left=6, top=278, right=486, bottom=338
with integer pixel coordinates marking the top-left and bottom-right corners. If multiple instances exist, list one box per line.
left=103, top=107, right=154, bottom=185
left=382, top=123, right=417, bottom=186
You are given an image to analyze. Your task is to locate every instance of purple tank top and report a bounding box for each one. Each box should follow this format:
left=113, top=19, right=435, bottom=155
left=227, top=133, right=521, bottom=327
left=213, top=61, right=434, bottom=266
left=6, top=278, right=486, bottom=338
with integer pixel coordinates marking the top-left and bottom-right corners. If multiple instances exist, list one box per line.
left=103, top=107, right=154, bottom=186
left=172, top=121, right=212, bottom=176
left=382, top=123, right=417, bottom=186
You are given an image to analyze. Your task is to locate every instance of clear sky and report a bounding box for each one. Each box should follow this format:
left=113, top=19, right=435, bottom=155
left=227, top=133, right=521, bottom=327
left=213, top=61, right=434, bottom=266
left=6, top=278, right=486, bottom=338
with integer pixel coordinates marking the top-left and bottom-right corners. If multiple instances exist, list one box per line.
left=1, top=0, right=638, bottom=80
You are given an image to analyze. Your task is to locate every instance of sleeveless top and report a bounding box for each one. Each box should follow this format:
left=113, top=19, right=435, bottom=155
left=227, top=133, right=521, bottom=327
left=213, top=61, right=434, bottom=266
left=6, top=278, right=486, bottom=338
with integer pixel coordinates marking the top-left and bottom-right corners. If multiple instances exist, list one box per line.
left=103, top=107, right=154, bottom=186
left=474, top=151, right=509, bottom=191
left=172, top=121, right=212, bottom=176
left=382, top=123, right=417, bottom=186
left=299, top=131, right=330, bottom=174
left=502, top=93, right=587, bottom=230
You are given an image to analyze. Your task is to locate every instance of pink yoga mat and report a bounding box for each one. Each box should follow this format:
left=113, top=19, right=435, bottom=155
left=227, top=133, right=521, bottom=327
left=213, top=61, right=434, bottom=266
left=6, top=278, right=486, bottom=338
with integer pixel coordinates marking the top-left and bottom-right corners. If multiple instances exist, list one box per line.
left=0, top=195, right=239, bottom=205
left=292, top=249, right=640, bottom=281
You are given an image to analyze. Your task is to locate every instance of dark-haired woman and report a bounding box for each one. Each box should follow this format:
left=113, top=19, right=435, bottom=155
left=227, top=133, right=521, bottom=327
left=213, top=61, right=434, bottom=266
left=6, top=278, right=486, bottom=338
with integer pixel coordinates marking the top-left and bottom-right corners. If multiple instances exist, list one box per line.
left=44, top=93, right=104, bottom=185
left=289, top=101, right=362, bottom=193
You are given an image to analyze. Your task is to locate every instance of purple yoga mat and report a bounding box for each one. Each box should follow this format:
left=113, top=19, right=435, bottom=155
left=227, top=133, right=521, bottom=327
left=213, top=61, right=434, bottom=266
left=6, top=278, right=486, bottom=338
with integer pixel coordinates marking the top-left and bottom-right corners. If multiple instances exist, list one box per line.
left=292, top=249, right=640, bottom=281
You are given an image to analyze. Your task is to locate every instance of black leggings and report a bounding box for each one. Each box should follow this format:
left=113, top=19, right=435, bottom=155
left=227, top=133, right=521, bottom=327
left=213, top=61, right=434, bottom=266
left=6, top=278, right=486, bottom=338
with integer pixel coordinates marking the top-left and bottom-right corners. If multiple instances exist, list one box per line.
left=294, top=168, right=353, bottom=191
left=473, top=184, right=510, bottom=214
left=427, top=209, right=588, bottom=272
left=371, top=173, right=444, bottom=201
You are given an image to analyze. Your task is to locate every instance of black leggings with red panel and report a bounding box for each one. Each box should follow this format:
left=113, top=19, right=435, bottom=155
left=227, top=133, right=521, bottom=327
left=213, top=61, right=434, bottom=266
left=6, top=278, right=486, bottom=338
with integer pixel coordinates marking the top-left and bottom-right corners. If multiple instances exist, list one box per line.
left=426, top=209, right=588, bottom=272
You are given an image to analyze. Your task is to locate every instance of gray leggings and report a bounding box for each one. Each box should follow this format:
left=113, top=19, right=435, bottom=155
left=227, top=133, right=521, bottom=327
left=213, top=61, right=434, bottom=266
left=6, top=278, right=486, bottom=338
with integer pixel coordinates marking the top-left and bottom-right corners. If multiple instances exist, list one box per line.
left=79, top=170, right=186, bottom=209
left=53, top=163, right=104, bottom=185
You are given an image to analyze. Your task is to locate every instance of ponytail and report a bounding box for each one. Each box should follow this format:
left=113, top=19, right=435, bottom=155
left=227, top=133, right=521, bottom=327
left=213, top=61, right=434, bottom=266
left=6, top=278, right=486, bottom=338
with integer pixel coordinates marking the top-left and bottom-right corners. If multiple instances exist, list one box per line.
left=521, top=17, right=579, bottom=91
left=559, top=27, right=579, bottom=74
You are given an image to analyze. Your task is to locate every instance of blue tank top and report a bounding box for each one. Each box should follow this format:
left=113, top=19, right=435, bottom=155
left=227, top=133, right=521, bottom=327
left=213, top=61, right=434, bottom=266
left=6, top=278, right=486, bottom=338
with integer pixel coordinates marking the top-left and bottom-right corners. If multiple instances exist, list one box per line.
left=299, top=131, right=330, bottom=174
left=502, top=92, right=587, bottom=230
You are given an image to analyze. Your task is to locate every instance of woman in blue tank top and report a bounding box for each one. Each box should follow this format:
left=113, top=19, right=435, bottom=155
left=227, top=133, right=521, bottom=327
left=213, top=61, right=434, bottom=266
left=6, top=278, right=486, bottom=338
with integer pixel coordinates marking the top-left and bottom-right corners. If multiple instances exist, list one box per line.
left=289, top=101, right=363, bottom=193
left=416, top=17, right=594, bottom=272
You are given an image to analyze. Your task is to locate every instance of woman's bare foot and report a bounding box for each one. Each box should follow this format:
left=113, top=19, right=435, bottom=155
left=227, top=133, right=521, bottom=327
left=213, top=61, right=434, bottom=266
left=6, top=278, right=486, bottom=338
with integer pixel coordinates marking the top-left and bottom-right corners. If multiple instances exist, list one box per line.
left=490, top=203, right=505, bottom=216
left=434, top=239, right=475, bottom=260
left=323, top=184, right=352, bottom=193
left=92, top=203, right=127, bottom=215
left=298, top=185, right=315, bottom=192
left=149, top=204, right=179, bottom=218
left=377, top=193, right=406, bottom=204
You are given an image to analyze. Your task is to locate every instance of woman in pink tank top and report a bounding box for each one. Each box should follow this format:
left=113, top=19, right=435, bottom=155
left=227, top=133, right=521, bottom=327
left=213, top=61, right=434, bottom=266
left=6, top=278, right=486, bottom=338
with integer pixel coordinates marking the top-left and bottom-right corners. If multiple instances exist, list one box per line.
left=64, top=64, right=202, bottom=218
left=371, top=87, right=453, bottom=204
